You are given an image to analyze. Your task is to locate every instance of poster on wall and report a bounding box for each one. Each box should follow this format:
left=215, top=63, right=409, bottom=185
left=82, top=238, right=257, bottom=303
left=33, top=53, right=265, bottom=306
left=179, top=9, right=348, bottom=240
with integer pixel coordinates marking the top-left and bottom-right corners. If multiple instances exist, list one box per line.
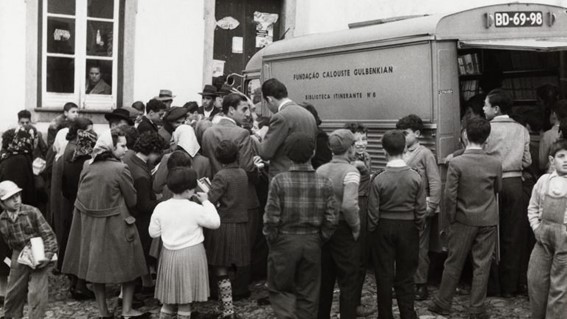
left=212, top=59, right=225, bottom=77
left=253, top=11, right=278, bottom=48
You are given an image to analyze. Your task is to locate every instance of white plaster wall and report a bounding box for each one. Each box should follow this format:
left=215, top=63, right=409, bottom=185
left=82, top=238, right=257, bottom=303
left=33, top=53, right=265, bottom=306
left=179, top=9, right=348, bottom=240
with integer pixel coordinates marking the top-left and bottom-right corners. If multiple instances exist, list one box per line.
left=133, top=0, right=205, bottom=107
left=0, top=0, right=27, bottom=133
left=295, top=0, right=567, bottom=36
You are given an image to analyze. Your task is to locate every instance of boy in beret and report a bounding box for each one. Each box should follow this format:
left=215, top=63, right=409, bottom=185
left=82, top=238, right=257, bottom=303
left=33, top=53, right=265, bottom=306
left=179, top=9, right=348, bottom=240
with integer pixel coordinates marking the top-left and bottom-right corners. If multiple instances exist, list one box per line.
left=368, top=130, right=426, bottom=319
left=316, top=129, right=361, bottom=319
left=264, top=132, right=337, bottom=319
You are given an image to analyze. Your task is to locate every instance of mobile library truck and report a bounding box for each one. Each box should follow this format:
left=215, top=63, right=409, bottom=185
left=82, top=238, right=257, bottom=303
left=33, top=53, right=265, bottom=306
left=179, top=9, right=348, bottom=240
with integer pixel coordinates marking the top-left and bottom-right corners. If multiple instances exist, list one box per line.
left=240, top=2, right=567, bottom=248
left=242, top=2, right=567, bottom=169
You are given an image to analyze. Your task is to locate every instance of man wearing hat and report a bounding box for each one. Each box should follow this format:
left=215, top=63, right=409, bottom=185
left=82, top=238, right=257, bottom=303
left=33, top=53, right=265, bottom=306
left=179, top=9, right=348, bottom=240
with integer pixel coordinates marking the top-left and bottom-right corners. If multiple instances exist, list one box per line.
left=155, top=89, right=175, bottom=109
left=105, top=108, right=135, bottom=128
left=198, top=85, right=221, bottom=120
left=316, top=129, right=361, bottom=319
left=159, top=106, right=189, bottom=146
left=257, top=78, right=318, bottom=178
left=201, top=93, right=261, bottom=299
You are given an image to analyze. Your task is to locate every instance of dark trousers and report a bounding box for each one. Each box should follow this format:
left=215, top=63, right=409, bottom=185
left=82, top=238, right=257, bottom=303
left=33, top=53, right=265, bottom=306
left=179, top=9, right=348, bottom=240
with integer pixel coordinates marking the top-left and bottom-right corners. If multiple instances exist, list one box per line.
left=318, top=222, right=359, bottom=319
left=499, top=177, right=528, bottom=295
left=434, top=223, right=496, bottom=314
left=268, top=234, right=321, bottom=319
left=354, top=195, right=369, bottom=305
left=371, top=219, right=419, bottom=319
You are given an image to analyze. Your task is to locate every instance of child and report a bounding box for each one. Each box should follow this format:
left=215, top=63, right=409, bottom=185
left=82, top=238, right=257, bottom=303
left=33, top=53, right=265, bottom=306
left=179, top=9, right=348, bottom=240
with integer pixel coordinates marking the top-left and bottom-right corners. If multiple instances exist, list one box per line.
left=205, top=140, right=250, bottom=319
left=264, top=132, right=336, bottom=318
left=0, top=180, right=58, bottom=319
left=149, top=167, right=221, bottom=319
left=368, top=130, right=426, bottom=319
left=396, top=114, right=441, bottom=301
left=428, top=117, right=502, bottom=318
left=344, top=122, right=373, bottom=317
left=526, top=139, right=567, bottom=318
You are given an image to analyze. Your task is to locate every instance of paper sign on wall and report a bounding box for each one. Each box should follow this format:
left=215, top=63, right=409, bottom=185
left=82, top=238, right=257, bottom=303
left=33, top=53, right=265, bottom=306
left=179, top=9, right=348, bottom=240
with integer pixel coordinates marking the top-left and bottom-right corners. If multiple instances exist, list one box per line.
left=232, top=37, right=243, bottom=54
left=216, top=16, right=240, bottom=30
left=254, top=11, right=278, bottom=48
left=212, top=59, right=225, bottom=77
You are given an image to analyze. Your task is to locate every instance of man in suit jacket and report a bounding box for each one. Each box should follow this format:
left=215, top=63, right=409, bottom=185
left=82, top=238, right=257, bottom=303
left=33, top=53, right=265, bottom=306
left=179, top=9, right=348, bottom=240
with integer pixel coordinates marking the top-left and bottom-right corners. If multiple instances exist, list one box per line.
left=137, top=99, right=166, bottom=135
left=201, top=93, right=262, bottom=299
left=257, top=78, right=318, bottom=178
left=198, top=85, right=221, bottom=120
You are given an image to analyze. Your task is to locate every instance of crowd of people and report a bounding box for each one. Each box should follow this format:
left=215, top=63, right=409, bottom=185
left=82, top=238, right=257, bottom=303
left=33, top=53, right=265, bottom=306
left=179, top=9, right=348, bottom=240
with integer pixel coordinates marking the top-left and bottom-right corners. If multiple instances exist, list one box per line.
left=0, top=78, right=565, bottom=319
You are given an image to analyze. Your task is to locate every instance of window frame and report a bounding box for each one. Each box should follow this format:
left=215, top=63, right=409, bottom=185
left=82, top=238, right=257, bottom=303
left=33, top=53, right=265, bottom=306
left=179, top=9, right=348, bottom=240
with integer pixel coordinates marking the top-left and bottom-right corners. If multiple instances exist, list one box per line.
left=41, top=0, right=120, bottom=110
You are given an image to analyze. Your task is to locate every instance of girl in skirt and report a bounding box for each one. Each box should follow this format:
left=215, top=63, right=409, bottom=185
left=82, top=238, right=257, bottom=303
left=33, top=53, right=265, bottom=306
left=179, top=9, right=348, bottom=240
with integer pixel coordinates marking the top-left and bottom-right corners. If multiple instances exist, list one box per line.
left=205, top=141, right=251, bottom=319
left=149, top=167, right=220, bottom=319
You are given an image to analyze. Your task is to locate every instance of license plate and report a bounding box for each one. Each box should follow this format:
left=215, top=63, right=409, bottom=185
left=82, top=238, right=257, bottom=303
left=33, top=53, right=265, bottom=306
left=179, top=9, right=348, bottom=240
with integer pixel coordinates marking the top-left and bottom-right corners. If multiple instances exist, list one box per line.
left=494, top=11, right=543, bottom=27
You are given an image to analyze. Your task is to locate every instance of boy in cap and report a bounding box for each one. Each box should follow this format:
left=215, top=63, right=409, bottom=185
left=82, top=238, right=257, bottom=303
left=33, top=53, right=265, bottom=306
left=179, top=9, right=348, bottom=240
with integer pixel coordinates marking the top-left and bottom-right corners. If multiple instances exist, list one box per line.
left=368, top=130, right=426, bottom=319
left=316, top=129, right=361, bottom=319
left=264, top=132, right=337, bottom=319
left=0, top=180, right=58, bottom=319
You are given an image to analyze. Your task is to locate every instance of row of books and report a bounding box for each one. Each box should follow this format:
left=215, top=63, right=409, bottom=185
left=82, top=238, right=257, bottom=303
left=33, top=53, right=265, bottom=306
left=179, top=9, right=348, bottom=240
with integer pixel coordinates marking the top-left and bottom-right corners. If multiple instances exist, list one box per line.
left=461, top=76, right=559, bottom=101
left=458, top=53, right=481, bottom=75
left=501, top=76, right=558, bottom=100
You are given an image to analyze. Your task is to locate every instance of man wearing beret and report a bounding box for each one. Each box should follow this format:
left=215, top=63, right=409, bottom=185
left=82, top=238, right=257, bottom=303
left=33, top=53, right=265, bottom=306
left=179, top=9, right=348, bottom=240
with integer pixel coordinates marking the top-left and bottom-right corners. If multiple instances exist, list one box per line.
left=159, top=106, right=189, bottom=145
left=201, top=93, right=261, bottom=300
left=257, top=78, right=318, bottom=178
left=316, top=129, right=361, bottom=319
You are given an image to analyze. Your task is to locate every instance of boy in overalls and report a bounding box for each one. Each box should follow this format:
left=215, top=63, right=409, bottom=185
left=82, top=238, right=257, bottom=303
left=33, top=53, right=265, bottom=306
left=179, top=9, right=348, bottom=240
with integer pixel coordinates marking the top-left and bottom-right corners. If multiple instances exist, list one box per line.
left=527, top=139, right=567, bottom=318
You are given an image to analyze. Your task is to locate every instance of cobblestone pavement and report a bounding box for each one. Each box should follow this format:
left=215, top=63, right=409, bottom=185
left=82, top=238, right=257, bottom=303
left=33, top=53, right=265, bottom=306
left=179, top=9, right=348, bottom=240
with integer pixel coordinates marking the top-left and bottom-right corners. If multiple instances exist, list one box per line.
left=2, top=271, right=531, bottom=318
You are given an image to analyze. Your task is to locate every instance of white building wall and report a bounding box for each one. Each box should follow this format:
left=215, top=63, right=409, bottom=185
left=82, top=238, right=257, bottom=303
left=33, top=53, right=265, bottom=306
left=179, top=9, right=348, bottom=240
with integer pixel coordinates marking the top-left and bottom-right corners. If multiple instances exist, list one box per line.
left=294, top=0, right=567, bottom=36
left=133, top=0, right=206, bottom=107
left=0, top=0, right=27, bottom=132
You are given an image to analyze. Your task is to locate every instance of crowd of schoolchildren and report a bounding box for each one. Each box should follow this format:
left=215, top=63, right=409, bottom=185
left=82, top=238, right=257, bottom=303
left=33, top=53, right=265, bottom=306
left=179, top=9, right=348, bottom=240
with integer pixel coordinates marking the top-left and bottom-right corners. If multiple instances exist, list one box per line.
left=0, top=78, right=565, bottom=319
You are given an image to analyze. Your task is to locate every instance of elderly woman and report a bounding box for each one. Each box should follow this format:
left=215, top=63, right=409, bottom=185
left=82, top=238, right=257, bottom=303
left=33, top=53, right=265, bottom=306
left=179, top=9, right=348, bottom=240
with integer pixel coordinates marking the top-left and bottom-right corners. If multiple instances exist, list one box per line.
left=62, top=128, right=149, bottom=319
left=59, top=118, right=97, bottom=300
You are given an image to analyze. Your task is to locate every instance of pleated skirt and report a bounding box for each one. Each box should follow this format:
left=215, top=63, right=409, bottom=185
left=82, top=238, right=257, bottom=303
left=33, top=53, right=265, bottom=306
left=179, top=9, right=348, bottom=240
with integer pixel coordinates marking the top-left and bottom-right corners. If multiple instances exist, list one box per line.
left=204, top=222, right=250, bottom=268
left=155, top=243, right=209, bottom=304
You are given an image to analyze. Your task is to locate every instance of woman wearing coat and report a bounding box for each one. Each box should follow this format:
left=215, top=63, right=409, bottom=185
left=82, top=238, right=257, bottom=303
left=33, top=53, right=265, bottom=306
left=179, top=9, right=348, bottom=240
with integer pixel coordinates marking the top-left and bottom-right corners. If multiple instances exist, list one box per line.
left=123, top=131, right=166, bottom=293
left=62, top=128, right=149, bottom=319
left=59, top=118, right=97, bottom=300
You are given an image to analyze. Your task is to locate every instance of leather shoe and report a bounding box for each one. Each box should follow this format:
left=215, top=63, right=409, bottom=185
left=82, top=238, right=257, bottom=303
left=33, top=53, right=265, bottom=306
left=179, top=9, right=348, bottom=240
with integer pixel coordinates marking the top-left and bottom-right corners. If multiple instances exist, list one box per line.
left=501, top=292, right=514, bottom=298
left=415, top=284, right=429, bottom=301
left=70, top=287, right=95, bottom=300
left=428, top=302, right=450, bottom=316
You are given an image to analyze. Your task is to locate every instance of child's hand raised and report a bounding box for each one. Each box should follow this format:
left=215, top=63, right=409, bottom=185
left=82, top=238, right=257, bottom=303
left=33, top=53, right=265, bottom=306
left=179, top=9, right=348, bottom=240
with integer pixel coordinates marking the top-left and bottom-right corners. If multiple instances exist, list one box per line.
left=195, top=192, right=208, bottom=203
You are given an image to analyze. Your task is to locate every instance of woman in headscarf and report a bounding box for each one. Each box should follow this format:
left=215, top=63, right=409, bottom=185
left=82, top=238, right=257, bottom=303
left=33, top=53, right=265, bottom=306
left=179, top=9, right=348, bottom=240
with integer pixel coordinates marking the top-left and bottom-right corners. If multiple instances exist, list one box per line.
left=0, top=127, right=37, bottom=205
left=59, top=118, right=97, bottom=300
left=48, top=127, right=70, bottom=227
left=153, top=124, right=211, bottom=198
left=62, top=128, right=149, bottom=319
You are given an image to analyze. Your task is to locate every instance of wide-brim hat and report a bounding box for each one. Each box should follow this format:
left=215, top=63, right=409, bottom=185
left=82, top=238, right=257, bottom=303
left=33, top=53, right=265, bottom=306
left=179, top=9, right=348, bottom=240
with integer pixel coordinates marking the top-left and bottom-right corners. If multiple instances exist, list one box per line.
left=198, top=84, right=219, bottom=97
left=104, top=108, right=135, bottom=126
left=218, top=84, right=233, bottom=97
left=0, top=180, right=22, bottom=201
left=164, top=106, right=190, bottom=122
left=155, top=89, right=175, bottom=101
